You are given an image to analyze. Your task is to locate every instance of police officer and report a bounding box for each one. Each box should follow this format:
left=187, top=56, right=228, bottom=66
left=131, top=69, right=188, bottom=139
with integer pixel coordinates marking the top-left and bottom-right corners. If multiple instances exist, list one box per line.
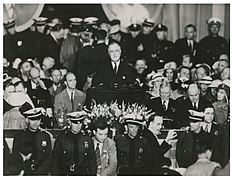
left=199, top=17, right=228, bottom=66
left=52, top=111, right=97, bottom=175
left=12, top=108, right=53, bottom=175
left=145, top=23, right=174, bottom=71
left=115, top=114, right=152, bottom=175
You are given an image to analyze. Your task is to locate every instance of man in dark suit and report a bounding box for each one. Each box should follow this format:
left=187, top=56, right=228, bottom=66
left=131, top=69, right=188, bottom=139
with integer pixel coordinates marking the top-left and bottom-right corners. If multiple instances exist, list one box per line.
left=201, top=106, right=224, bottom=165
left=176, top=83, right=212, bottom=127
left=146, top=81, right=177, bottom=128
left=54, top=72, right=86, bottom=115
left=52, top=111, right=97, bottom=175
left=174, top=24, right=200, bottom=66
left=143, top=115, right=177, bottom=175
left=92, top=41, right=136, bottom=87
left=24, top=67, right=53, bottom=128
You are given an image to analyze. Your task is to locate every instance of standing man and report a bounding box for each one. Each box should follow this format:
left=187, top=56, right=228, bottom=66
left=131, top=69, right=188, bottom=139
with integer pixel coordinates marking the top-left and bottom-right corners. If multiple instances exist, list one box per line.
left=52, top=111, right=96, bottom=175
left=143, top=115, right=177, bottom=174
left=174, top=24, right=200, bottom=66
left=199, top=17, right=228, bottom=66
left=12, top=108, right=53, bottom=175
left=54, top=72, right=86, bottom=115
left=92, top=117, right=117, bottom=176
left=115, top=115, right=152, bottom=175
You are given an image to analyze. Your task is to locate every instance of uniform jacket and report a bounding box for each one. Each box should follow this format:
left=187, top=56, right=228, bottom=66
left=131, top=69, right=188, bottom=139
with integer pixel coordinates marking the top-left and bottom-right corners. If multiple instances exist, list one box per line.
left=52, top=129, right=97, bottom=175
left=12, top=128, right=53, bottom=175
left=174, top=37, right=200, bottom=65
left=92, top=137, right=117, bottom=176
left=176, top=129, right=207, bottom=168
left=143, top=129, right=171, bottom=174
left=115, top=134, right=152, bottom=175
left=54, top=88, right=86, bottom=114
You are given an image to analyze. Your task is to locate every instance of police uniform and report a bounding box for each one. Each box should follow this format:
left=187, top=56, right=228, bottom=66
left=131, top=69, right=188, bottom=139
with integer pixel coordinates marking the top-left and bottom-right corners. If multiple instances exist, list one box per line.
left=52, top=112, right=97, bottom=175
left=115, top=118, right=152, bottom=175
left=175, top=110, right=211, bottom=168
left=145, top=24, right=174, bottom=70
left=12, top=108, right=53, bottom=175
left=199, top=17, right=228, bottom=66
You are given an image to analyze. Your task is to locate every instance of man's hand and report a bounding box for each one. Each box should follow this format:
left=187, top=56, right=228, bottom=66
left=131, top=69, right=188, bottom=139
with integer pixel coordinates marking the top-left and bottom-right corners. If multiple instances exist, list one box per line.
left=12, top=58, right=22, bottom=69
left=137, top=44, right=144, bottom=51
left=46, top=108, right=53, bottom=117
left=38, top=80, right=47, bottom=90
left=165, top=130, right=177, bottom=144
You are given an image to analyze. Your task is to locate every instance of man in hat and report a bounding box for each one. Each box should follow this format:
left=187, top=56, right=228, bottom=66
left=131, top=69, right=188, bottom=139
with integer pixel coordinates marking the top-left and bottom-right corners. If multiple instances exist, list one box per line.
left=145, top=23, right=174, bottom=70
left=199, top=17, right=228, bottom=66
left=109, top=19, right=134, bottom=65
left=12, top=108, right=53, bottom=175
left=195, top=63, right=211, bottom=81
left=115, top=115, right=152, bottom=175
left=176, top=109, right=207, bottom=168
left=143, top=115, right=177, bottom=174
left=174, top=24, right=200, bottom=66
left=52, top=111, right=97, bottom=175
left=60, top=17, right=83, bottom=72
left=92, top=41, right=136, bottom=87
left=34, top=17, right=48, bottom=34
left=92, top=117, right=117, bottom=176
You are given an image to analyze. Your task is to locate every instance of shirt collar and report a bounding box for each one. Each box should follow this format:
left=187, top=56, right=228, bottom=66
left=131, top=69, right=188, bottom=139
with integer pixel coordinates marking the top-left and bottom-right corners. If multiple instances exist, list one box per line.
left=31, top=80, right=37, bottom=89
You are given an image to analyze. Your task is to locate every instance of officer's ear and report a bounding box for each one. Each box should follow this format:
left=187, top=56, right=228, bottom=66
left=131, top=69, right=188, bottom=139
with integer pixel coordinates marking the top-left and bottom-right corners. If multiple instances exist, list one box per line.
left=124, top=124, right=128, bottom=133
left=25, top=118, right=29, bottom=124
left=93, top=130, right=96, bottom=136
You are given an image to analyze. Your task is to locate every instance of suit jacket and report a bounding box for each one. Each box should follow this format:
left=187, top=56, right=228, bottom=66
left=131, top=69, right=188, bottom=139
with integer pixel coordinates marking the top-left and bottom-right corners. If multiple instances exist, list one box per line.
left=143, top=129, right=171, bottom=174
left=48, top=84, right=65, bottom=105
left=24, top=79, right=52, bottom=108
left=54, top=88, right=86, bottom=114
left=176, top=96, right=212, bottom=128
left=145, top=97, right=177, bottom=128
left=174, top=37, right=200, bottom=65
left=92, top=137, right=117, bottom=176
left=92, top=59, right=136, bottom=87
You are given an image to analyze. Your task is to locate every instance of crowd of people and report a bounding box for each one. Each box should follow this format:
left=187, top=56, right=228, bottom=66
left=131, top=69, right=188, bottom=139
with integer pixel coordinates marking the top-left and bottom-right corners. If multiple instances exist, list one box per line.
left=3, top=12, right=230, bottom=176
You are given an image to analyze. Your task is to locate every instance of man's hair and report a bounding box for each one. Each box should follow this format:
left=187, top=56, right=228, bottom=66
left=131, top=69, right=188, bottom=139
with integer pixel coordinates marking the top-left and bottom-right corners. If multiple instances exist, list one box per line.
left=196, top=65, right=209, bottom=76
left=108, top=39, right=121, bottom=49
left=136, top=58, right=147, bottom=65
left=185, top=24, right=197, bottom=32
left=178, top=66, right=190, bottom=73
left=147, top=114, right=162, bottom=128
left=51, top=68, right=62, bottom=76
left=64, top=72, right=75, bottom=82
left=96, top=29, right=107, bottom=41
left=195, top=139, right=213, bottom=154
left=92, top=117, right=110, bottom=131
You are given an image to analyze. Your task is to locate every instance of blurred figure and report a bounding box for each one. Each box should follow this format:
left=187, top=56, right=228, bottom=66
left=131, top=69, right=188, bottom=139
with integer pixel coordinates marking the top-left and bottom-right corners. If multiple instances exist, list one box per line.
left=220, top=66, right=230, bottom=80
left=157, top=157, right=181, bottom=176
left=41, top=57, right=55, bottom=79
left=163, top=61, right=177, bottom=90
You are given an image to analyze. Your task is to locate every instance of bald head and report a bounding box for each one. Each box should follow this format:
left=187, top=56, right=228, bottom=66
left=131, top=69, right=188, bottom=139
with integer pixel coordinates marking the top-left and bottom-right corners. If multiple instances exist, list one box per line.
left=188, top=84, right=200, bottom=103
left=29, top=67, right=40, bottom=85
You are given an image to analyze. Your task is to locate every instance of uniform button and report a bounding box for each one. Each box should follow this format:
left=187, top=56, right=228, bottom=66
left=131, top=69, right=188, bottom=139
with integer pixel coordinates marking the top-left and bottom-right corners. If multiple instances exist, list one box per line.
left=184, top=150, right=186, bottom=153
left=64, top=151, right=66, bottom=154
left=43, top=149, right=45, bottom=153
left=84, top=153, right=87, bottom=156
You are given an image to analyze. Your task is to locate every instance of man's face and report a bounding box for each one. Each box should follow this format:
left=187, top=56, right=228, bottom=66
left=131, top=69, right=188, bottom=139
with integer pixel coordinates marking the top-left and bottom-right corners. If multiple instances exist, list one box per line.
left=70, top=122, right=82, bottom=134
left=165, top=69, right=174, bottom=81
left=65, top=73, right=77, bottom=90
left=51, top=70, right=62, bottom=84
left=199, top=83, right=208, bottom=93
left=130, top=31, right=140, bottom=38
left=135, top=60, right=147, bottom=74
left=30, top=68, right=40, bottom=85
left=221, top=67, right=230, bottom=80
left=150, top=117, right=163, bottom=136
left=180, top=68, right=190, bottom=79
left=28, top=119, right=41, bottom=131
left=204, top=108, right=214, bottom=123
left=209, top=24, right=220, bottom=36
left=127, top=123, right=139, bottom=138
left=189, top=121, right=201, bottom=131
left=156, top=31, right=166, bottom=40
left=196, top=67, right=206, bottom=80
left=4, top=85, right=14, bottom=97
left=218, top=61, right=229, bottom=73
left=21, top=62, right=32, bottom=74
left=188, top=86, right=200, bottom=103
left=36, top=25, right=45, bottom=34
left=160, top=86, right=171, bottom=101
left=42, top=57, right=55, bottom=71
left=94, top=128, right=108, bottom=143
left=108, top=43, right=121, bottom=62
left=185, top=26, right=196, bottom=40
left=142, top=26, right=153, bottom=35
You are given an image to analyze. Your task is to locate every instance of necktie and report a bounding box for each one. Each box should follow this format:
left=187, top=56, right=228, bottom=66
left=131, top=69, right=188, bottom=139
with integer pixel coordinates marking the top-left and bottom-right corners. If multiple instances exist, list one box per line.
left=113, top=62, right=117, bottom=74
left=71, top=92, right=74, bottom=111
left=204, top=124, right=209, bottom=133
left=96, top=143, right=101, bottom=172
left=188, top=40, right=192, bottom=53
left=193, top=103, right=197, bottom=110
left=162, top=100, right=167, bottom=111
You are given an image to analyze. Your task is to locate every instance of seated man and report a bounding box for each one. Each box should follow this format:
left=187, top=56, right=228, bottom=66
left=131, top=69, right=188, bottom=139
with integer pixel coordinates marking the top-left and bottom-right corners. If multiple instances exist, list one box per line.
left=92, top=117, right=117, bottom=176
left=54, top=72, right=86, bottom=115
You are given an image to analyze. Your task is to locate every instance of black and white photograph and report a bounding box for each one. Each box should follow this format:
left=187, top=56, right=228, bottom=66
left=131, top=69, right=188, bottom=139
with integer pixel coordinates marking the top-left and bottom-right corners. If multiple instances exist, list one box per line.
left=2, top=1, right=230, bottom=176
